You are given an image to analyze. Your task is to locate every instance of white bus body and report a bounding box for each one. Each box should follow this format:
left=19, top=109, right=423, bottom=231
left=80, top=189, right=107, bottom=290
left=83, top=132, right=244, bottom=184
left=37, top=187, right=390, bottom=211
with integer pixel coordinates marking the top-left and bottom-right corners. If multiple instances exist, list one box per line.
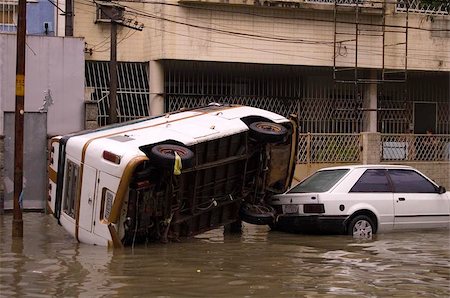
left=47, top=104, right=297, bottom=247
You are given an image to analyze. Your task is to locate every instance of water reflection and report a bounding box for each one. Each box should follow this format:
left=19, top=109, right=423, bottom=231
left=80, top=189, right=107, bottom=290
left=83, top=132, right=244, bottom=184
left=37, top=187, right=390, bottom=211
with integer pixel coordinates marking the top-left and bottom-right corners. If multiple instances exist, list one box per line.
left=1, top=213, right=449, bottom=297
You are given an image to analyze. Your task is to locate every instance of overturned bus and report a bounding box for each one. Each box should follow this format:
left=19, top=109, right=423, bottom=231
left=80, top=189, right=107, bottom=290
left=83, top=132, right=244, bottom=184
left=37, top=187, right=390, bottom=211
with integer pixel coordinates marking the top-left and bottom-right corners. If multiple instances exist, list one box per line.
left=47, top=104, right=297, bottom=247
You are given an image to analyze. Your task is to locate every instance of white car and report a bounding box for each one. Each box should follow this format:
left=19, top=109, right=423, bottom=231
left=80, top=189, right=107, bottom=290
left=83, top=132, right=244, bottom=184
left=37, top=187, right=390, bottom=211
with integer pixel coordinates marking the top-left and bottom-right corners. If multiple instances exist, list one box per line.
left=269, top=165, right=450, bottom=238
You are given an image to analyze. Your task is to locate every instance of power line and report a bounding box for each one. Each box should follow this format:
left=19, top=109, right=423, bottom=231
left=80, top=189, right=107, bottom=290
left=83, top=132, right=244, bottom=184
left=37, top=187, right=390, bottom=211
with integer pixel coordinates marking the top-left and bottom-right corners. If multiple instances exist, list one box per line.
left=47, top=0, right=66, bottom=14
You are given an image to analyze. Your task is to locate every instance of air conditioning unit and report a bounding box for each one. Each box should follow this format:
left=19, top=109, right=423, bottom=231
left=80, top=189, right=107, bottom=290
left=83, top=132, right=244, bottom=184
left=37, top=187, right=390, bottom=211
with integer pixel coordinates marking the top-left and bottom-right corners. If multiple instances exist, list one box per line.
left=95, top=1, right=124, bottom=23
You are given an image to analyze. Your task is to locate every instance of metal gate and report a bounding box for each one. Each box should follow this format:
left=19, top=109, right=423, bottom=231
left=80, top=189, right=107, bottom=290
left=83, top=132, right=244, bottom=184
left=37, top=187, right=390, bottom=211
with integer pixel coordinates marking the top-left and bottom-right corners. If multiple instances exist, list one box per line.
left=3, top=112, right=47, bottom=210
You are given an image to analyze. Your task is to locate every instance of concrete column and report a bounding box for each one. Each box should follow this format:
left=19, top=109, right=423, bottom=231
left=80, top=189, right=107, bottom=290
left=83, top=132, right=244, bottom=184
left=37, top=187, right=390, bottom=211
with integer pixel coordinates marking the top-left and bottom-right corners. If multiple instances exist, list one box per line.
left=0, top=136, right=4, bottom=213
left=84, top=101, right=98, bottom=130
left=363, top=70, right=377, bottom=132
left=361, top=132, right=381, bottom=164
left=149, top=60, right=165, bottom=116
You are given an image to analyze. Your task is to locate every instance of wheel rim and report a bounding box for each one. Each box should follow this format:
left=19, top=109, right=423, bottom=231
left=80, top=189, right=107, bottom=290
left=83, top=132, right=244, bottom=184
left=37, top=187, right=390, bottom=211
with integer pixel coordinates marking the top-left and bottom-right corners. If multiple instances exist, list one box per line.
left=255, top=122, right=282, bottom=133
left=352, top=219, right=373, bottom=239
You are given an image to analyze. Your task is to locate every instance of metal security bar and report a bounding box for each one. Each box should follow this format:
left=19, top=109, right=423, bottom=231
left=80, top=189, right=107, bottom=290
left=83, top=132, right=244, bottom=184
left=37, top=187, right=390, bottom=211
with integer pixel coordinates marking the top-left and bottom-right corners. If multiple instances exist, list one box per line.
left=168, top=92, right=363, bottom=135
left=379, top=74, right=449, bottom=135
left=397, top=0, right=449, bottom=15
left=165, top=62, right=448, bottom=164
left=300, top=80, right=363, bottom=134
left=298, top=133, right=361, bottom=163
left=0, top=1, right=17, bottom=32
left=85, top=61, right=149, bottom=126
left=381, top=134, right=450, bottom=161
left=165, top=62, right=364, bottom=134
left=167, top=94, right=298, bottom=120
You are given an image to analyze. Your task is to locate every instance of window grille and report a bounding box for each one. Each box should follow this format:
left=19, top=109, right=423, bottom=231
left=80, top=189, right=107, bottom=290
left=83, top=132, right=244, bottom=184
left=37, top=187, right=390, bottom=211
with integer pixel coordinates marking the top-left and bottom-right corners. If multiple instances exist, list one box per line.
left=164, top=62, right=363, bottom=134
left=0, top=1, right=17, bottom=32
left=378, top=74, right=449, bottom=134
left=85, top=61, right=150, bottom=126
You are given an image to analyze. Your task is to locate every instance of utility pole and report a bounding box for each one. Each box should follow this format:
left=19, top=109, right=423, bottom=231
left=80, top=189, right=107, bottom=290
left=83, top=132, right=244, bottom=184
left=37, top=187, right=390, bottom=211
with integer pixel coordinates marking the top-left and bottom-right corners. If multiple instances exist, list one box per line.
left=108, top=6, right=118, bottom=124
left=65, top=0, right=73, bottom=36
left=13, top=0, right=26, bottom=238
left=97, top=3, right=142, bottom=124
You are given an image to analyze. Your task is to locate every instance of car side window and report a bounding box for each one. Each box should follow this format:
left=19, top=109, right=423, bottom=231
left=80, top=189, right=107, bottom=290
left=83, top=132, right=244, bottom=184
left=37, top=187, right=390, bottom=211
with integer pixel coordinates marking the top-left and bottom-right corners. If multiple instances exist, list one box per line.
left=388, top=169, right=437, bottom=193
left=350, top=169, right=391, bottom=192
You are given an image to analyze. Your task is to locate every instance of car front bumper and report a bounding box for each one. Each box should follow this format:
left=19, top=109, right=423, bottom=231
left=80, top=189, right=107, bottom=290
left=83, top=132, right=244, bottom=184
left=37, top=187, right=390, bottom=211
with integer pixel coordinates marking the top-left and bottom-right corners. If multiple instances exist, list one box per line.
left=274, top=215, right=348, bottom=234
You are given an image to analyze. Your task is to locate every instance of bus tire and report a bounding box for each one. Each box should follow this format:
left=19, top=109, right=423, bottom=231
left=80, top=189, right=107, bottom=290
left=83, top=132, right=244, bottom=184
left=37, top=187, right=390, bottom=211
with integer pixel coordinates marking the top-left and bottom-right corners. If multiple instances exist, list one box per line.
left=150, top=144, right=194, bottom=169
left=249, top=122, right=287, bottom=143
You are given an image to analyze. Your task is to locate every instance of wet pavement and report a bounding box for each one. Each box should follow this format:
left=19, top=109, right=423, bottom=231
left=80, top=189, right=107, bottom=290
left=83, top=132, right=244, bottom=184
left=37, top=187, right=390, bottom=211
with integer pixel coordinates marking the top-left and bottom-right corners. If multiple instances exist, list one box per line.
left=0, top=212, right=449, bottom=297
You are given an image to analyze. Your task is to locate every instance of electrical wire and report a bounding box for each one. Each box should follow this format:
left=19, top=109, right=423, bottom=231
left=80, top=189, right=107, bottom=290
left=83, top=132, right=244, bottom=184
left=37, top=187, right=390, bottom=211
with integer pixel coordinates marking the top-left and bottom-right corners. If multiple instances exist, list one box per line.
left=47, top=0, right=66, bottom=14
left=92, top=28, right=139, bottom=52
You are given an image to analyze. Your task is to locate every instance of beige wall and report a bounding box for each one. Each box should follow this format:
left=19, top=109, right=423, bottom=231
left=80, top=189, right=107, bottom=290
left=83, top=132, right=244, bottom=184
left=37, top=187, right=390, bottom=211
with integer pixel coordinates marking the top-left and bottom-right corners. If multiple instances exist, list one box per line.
left=75, top=1, right=450, bottom=71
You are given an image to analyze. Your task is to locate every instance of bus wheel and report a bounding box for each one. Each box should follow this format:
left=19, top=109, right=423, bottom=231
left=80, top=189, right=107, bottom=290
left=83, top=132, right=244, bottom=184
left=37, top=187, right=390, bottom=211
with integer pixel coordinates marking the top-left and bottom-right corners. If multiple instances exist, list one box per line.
left=249, top=122, right=287, bottom=143
left=150, top=144, right=194, bottom=168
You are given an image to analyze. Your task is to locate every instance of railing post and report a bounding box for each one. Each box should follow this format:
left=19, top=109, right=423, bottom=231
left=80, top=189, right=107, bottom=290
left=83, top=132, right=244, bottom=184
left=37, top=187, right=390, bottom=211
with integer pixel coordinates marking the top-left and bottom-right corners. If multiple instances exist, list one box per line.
left=361, top=132, right=381, bottom=164
left=306, top=132, right=311, bottom=164
left=84, top=101, right=99, bottom=130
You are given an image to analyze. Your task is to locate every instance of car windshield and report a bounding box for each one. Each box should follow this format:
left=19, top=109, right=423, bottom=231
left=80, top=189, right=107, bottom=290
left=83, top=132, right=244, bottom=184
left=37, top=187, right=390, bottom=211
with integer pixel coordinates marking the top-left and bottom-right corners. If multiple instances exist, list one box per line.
left=288, top=169, right=349, bottom=193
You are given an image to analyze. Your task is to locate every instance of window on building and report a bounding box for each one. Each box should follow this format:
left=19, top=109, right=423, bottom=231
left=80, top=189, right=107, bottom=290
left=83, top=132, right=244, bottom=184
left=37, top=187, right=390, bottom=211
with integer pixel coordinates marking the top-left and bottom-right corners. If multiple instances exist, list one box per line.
left=0, top=3, right=17, bottom=31
left=63, top=159, right=80, bottom=218
left=85, top=61, right=150, bottom=126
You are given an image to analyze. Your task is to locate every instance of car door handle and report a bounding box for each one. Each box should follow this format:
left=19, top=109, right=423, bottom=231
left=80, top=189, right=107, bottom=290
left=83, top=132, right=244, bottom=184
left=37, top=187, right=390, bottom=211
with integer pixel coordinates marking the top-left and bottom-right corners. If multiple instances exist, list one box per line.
left=398, top=197, right=405, bottom=201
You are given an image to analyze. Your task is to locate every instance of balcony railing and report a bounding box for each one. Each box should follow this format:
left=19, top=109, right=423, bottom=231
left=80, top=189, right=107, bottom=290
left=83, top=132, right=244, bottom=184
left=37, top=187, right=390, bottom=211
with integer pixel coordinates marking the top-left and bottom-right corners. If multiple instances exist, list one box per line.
left=304, top=0, right=448, bottom=15
left=298, top=133, right=361, bottom=163
left=297, top=133, right=450, bottom=164
left=381, top=134, right=450, bottom=162
left=305, top=0, right=370, bottom=4
left=396, top=0, right=449, bottom=15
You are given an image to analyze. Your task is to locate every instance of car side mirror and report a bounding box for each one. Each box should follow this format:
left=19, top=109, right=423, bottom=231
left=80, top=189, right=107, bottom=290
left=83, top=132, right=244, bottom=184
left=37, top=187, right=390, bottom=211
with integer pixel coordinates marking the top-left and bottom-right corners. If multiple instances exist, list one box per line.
left=438, top=186, right=446, bottom=194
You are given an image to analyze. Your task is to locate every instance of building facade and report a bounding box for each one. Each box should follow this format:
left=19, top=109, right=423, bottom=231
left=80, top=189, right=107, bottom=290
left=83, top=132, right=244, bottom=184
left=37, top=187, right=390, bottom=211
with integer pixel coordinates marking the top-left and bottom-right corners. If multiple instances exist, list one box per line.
left=1, top=0, right=56, bottom=35
left=72, top=0, right=450, bottom=186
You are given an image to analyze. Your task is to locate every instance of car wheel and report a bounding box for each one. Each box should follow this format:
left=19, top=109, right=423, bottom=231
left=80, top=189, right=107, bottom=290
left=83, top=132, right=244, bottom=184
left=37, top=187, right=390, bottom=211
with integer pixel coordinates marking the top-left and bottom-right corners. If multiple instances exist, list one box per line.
left=347, top=215, right=375, bottom=239
left=248, top=122, right=287, bottom=143
left=150, top=144, right=194, bottom=169
left=268, top=222, right=279, bottom=231
left=239, top=203, right=275, bottom=225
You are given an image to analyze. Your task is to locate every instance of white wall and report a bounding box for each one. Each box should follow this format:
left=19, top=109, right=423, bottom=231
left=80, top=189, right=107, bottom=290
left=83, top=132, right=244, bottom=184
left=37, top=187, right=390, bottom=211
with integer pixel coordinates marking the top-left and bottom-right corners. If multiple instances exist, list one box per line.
left=0, top=33, right=85, bottom=136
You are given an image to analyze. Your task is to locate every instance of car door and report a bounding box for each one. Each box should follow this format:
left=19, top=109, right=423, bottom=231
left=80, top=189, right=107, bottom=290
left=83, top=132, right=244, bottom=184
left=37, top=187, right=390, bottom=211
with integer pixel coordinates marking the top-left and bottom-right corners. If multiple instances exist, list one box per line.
left=389, top=169, right=450, bottom=230
left=348, top=169, right=394, bottom=232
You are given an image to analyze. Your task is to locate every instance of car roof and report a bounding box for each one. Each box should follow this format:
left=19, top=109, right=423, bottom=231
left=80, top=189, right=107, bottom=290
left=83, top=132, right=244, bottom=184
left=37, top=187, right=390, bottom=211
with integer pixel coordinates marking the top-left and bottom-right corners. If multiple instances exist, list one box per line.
left=317, top=164, right=414, bottom=171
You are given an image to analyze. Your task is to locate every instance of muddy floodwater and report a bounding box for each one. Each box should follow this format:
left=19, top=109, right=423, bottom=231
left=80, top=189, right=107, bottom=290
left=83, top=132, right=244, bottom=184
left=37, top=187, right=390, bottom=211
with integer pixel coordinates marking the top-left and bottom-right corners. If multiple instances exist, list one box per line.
left=0, top=213, right=449, bottom=297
